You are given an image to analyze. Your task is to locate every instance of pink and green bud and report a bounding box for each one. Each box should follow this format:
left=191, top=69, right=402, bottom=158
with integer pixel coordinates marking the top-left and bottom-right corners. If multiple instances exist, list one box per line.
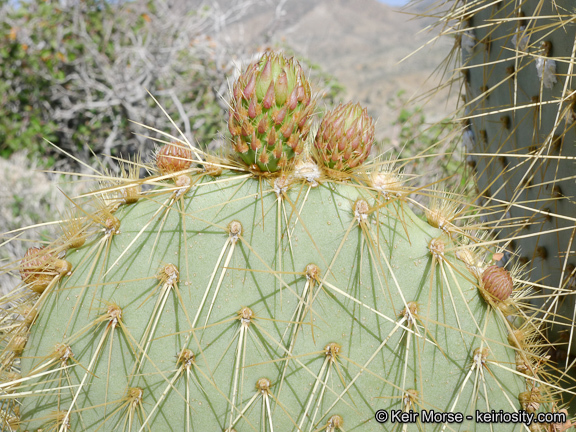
left=314, top=102, right=375, bottom=171
left=229, top=51, right=315, bottom=172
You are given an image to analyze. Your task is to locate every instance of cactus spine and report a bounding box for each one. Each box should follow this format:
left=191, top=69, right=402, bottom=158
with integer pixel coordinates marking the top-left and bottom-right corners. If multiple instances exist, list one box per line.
left=446, top=0, right=576, bottom=366
left=422, top=0, right=576, bottom=417
left=1, top=51, right=574, bottom=431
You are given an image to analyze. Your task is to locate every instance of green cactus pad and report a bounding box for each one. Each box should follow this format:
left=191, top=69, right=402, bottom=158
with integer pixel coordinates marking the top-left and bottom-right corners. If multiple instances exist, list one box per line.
left=15, top=170, right=535, bottom=431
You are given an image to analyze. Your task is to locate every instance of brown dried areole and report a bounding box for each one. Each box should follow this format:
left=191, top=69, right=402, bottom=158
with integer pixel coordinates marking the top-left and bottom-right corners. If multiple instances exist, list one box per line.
left=20, top=247, right=71, bottom=294
left=481, top=265, right=513, bottom=302
left=155, top=142, right=193, bottom=176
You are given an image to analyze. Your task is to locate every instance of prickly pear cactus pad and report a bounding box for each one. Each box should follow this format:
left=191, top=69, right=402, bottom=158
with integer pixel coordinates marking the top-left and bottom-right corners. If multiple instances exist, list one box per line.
left=1, top=51, right=574, bottom=431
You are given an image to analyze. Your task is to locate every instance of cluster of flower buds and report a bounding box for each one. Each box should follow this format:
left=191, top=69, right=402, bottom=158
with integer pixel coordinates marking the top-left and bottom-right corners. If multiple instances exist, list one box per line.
left=228, top=52, right=376, bottom=174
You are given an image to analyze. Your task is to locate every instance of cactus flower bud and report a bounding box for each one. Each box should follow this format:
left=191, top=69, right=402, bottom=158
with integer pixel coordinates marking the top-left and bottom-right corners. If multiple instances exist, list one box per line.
left=229, top=52, right=315, bottom=172
left=314, top=102, right=374, bottom=171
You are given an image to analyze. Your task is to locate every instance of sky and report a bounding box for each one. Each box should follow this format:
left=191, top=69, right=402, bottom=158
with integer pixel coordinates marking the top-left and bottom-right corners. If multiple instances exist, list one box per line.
left=378, top=0, right=410, bottom=5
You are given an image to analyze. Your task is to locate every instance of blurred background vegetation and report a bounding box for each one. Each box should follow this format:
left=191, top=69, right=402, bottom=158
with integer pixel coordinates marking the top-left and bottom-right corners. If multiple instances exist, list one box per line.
left=0, top=0, right=464, bottom=291
left=0, top=0, right=348, bottom=168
